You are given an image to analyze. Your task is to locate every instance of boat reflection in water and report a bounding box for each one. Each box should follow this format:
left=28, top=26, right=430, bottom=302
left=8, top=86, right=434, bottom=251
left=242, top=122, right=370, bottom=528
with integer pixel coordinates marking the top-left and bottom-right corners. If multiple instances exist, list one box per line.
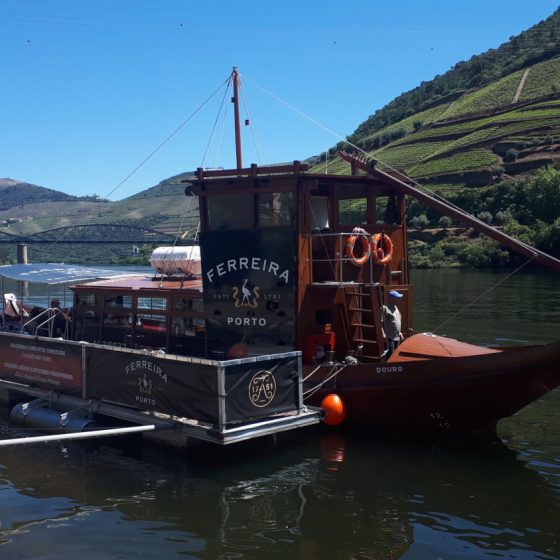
left=1, top=400, right=559, bottom=560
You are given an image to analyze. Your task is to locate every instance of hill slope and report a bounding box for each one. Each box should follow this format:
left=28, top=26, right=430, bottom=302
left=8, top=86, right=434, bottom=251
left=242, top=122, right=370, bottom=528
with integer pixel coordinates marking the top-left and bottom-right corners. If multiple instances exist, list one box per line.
left=346, top=8, right=560, bottom=145
left=314, top=58, right=560, bottom=191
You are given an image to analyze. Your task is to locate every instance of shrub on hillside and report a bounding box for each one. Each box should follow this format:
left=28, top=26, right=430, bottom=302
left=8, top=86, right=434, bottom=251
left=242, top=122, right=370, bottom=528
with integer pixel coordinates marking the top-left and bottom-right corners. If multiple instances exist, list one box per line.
left=504, top=148, right=519, bottom=162
left=411, top=214, right=430, bottom=229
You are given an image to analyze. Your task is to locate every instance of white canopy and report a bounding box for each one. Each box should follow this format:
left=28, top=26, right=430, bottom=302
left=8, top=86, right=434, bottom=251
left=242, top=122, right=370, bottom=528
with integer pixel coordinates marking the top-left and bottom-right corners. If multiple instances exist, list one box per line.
left=0, top=263, right=142, bottom=285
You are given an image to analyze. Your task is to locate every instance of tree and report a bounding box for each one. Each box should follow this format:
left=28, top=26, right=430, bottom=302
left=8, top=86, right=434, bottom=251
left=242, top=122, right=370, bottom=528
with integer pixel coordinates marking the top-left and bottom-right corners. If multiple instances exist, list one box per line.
left=438, top=216, right=452, bottom=229
left=477, top=211, right=493, bottom=224
left=504, top=148, right=519, bottom=162
left=411, top=214, right=430, bottom=229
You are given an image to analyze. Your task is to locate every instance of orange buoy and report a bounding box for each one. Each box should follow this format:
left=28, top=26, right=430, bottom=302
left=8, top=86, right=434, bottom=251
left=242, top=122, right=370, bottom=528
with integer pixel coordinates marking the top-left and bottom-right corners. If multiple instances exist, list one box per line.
left=226, top=342, right=249, bottom=359
left=320, top=393, right=346, bottom=426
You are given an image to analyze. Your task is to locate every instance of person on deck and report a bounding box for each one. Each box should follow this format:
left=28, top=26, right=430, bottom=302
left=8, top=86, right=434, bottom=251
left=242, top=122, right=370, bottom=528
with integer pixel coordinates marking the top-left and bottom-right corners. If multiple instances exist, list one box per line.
left=50, top=299, right=67, bottom=338
left=382, top=290, right=404, bottom=357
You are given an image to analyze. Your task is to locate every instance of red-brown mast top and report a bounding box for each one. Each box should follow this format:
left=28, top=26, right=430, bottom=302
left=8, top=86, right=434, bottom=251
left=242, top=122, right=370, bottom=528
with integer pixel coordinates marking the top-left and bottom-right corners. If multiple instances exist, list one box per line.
left=232, top=67, right=243, bottom=170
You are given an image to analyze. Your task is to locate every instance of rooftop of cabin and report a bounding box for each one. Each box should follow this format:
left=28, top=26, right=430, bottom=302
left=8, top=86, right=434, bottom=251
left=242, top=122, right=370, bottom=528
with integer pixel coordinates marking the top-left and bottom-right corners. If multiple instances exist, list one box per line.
left=71, top=276, right=203, bottom=294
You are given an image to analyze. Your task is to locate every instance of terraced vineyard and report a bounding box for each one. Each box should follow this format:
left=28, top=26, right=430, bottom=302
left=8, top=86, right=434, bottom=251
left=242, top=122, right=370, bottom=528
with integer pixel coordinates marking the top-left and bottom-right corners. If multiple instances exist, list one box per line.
left=312, top=56, right=560, bottom=191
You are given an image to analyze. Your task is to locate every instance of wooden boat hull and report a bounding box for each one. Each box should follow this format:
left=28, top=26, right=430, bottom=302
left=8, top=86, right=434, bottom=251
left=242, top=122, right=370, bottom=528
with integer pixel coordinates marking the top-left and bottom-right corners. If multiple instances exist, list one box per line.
left=305, top=334, right=560, bottom=433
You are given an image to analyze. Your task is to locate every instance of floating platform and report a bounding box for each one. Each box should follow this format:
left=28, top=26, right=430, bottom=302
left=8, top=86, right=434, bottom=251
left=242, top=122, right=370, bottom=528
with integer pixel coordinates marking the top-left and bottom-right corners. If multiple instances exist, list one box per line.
left=0, top=332, right=322, bottom=447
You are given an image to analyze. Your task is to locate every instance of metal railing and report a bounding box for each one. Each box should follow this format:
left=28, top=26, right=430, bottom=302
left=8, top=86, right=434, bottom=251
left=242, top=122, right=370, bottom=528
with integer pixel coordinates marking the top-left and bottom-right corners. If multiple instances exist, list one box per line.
left=307, top=231, right=375, bottom=284
left=22, top=307, right=70, bottom=338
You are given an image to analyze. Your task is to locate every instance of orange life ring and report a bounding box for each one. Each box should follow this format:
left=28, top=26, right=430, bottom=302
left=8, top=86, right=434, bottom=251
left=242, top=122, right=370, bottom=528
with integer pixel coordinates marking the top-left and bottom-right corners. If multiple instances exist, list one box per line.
left=371, top=233, right=393, bottom=265
left=345, top=231, right=371, bottom=266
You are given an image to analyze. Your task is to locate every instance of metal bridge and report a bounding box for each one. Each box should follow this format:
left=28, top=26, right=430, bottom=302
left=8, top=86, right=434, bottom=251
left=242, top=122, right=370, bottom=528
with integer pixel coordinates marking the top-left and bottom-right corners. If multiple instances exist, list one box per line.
left=0, top=224, right=194, bottom=245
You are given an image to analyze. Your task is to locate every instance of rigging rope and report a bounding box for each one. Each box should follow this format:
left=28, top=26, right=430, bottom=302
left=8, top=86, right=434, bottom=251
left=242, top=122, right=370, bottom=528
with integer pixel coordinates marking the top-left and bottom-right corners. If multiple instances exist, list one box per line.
left=238, top=78, right=268, bottom=166
left=103, top=75, right=230, bottom=201
left=240, top=72, right=521, bottom=242
left=432, top=255, right=538, bottom=334
left=200, top=78, right=231, bottom=168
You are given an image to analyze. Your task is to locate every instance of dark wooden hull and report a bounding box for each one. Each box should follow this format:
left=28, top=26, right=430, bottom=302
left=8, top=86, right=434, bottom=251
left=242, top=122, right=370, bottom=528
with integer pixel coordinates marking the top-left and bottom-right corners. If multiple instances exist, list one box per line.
left=305, top=334, right=560, bottom=433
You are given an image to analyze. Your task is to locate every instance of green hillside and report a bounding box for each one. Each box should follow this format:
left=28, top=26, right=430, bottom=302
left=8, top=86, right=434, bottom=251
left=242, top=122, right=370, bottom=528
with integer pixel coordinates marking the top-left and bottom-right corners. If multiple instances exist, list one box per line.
left=345, top=8, right=560, bottom=145
left=2, top=10, right=560, bottom=268
left=308, top=9, right=560, bottom=268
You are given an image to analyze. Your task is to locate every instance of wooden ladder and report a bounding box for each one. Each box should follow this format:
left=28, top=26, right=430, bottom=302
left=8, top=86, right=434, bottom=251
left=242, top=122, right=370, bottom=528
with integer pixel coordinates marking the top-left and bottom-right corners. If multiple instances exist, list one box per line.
left=343, top=284, right=385, bottom=361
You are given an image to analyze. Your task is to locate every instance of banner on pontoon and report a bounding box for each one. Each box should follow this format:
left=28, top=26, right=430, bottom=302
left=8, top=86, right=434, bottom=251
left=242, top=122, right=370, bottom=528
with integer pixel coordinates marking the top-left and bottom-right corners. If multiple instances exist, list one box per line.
left=86, top=347, right=220, bottom=424
left=0, top=335, right=82, bottom=395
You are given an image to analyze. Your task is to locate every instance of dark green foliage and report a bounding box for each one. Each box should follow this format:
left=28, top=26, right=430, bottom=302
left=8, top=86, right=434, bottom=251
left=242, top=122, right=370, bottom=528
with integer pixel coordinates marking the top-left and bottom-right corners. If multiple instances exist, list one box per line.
left=477, top=211, right=493, bottom=224
left=411, top=214, right=430, bottom=228
left=504, top=148, right=519, bottom=162
left=0, top=183, right=78, bottom=211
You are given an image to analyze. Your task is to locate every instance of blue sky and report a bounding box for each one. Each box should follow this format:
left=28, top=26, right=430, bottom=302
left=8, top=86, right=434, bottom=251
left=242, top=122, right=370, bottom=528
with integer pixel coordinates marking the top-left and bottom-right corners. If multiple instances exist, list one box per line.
left=1, top=1, right=558, bottom=200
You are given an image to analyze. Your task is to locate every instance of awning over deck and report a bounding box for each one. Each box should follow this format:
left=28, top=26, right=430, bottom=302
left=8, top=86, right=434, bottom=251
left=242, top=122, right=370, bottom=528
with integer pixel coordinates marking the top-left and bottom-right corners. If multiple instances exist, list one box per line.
left=0, top=263, right=143, bottom=285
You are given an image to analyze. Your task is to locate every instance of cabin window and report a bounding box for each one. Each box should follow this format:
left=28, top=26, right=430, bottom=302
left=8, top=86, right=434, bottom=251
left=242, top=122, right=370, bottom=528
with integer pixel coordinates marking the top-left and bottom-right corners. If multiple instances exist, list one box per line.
left=75, top=293, right=96, bottom=307
left=171, top=316, right=204, bottom=337
left=338, top=198, right=367, bottom=227
left=73, top=309, right=100, bottom=341
left=135, top=313, right=167, bottom=350
left=169, top=316, right=205, bottom=356
left=208, top=194, right=254, bottom=230
left=172, top=297, right=203, bottom=313
left=258, top=192, right=294, bottom=226
left=376, top=195, right=400, bottom=225
left=101, top=312, right=133, bottom=346
left=309, top=197, right=329, bottom=230
left=137, top=296, right=167, bottom=311
left=104, top=294, right=132, bottom=309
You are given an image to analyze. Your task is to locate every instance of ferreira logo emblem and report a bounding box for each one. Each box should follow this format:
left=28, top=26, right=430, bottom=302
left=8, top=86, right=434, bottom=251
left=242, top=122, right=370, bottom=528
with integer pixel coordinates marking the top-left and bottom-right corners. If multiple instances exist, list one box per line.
left=138, top=373, right=153, bottom=395
left=249, top=370, right=276, bottom=407
left=233, top=278, right=260, bottom=308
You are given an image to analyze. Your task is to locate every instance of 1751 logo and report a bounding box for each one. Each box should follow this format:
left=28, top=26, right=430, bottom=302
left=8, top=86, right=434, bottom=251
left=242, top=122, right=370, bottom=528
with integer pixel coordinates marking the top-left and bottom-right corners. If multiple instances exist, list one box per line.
left=249, top=370, right=276, bottom=407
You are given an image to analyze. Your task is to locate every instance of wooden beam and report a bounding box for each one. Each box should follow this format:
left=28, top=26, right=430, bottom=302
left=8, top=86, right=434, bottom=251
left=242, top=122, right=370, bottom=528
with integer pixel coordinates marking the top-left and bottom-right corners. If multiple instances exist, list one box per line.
left=339, top=151, right=560, bottom=273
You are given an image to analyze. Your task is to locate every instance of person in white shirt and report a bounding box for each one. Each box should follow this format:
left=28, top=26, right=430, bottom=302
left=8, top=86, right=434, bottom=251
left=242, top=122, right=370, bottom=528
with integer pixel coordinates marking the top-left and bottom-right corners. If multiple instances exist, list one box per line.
left=382, top=290, right=404, bottom=357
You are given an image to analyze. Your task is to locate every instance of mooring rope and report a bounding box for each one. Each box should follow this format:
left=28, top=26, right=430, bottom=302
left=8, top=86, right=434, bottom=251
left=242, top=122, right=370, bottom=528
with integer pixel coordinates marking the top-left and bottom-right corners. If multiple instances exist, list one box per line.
left=303, top=363, right=347, bottom=401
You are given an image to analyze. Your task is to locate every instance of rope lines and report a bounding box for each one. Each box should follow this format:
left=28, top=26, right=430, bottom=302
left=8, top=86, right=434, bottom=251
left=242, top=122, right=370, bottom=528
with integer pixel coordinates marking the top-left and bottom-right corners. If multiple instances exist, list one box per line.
left=104, top=75, right=230, bottom=201
left=238, top=77, right=269, bottom=166
left=432, top=255, right=538, bottom=334
left=200, top=78, right=232, bottom=169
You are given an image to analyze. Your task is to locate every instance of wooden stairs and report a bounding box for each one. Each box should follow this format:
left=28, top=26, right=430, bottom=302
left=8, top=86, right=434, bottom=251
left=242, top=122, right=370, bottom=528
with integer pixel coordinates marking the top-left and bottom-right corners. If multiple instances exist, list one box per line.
left=343, top=284, right=386, bottom=361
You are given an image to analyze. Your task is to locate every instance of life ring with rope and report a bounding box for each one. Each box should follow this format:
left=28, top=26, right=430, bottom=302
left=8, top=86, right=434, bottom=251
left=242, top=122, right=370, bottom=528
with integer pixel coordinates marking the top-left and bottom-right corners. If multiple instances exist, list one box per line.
left=371, top=233, right=393, bottom=265
left=345, top=227, right=371, bottom=267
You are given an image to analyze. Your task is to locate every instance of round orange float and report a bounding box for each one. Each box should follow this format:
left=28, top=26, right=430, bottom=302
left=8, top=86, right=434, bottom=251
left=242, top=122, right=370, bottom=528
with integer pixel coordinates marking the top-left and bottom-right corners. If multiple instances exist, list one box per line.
left=320, top=393, right=346, bottom=426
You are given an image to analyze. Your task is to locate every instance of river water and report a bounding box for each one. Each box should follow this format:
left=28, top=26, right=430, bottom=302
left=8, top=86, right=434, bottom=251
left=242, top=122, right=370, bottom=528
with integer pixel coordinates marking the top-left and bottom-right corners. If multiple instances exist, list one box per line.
left=0, top=269, right=559, bottom=559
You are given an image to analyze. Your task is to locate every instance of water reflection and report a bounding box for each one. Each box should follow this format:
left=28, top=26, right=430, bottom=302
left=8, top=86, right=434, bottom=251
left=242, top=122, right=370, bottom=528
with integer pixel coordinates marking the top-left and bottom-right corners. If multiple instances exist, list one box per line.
left=1, top=411, right=559, bottom=559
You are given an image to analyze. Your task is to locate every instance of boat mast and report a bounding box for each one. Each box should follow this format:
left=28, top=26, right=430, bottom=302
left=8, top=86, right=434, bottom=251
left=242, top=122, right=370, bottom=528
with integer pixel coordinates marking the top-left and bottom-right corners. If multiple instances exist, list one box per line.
left=232, top=67, right=243, bottom=170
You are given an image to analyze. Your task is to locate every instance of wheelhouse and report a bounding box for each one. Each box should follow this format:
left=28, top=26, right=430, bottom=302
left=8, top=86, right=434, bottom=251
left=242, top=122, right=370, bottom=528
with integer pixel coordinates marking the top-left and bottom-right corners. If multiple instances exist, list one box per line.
left=187, top=161, right=413, bottom=363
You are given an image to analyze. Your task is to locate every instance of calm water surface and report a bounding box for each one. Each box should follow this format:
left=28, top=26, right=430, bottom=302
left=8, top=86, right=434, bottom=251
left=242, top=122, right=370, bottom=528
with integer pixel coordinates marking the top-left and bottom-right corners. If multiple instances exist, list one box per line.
left=0, top=269, right=559, bottom=559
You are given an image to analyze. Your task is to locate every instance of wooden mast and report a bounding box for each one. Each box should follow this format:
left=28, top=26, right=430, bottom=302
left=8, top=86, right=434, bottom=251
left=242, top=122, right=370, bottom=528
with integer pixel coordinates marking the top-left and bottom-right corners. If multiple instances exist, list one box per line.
left=339, top=151, right=560, bottom=273
left=232, top=67, right=243, bottom=170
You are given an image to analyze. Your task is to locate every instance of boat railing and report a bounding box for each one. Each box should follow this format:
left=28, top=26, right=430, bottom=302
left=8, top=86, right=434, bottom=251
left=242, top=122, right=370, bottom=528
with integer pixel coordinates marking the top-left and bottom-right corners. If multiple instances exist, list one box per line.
left=306, top=231, right=375, bottom=285
left=23, top=307, right=69, bottom=339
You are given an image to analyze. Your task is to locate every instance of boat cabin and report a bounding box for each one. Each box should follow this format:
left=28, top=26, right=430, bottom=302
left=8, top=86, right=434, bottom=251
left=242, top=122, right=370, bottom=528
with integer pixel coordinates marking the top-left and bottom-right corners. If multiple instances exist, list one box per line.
left=71, top=276, right=205, bottom=357
left=186, top=160, right=413, bottom=363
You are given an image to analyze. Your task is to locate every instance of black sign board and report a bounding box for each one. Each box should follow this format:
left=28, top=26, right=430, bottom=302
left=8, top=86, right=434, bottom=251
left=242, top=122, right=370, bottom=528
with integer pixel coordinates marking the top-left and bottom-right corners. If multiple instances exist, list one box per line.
left=86, top=348, right=220, bottom=424
left=201, top=228, right=295, bottom=358
left=0, top=335, right=82, bottom=396
left=223, top=355, right=300, bottom=422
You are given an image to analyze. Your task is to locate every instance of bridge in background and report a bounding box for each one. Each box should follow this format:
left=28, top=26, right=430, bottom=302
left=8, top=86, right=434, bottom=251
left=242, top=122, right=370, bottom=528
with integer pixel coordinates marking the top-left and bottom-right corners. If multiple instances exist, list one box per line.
left=0, top=224, right=194, bottom=245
